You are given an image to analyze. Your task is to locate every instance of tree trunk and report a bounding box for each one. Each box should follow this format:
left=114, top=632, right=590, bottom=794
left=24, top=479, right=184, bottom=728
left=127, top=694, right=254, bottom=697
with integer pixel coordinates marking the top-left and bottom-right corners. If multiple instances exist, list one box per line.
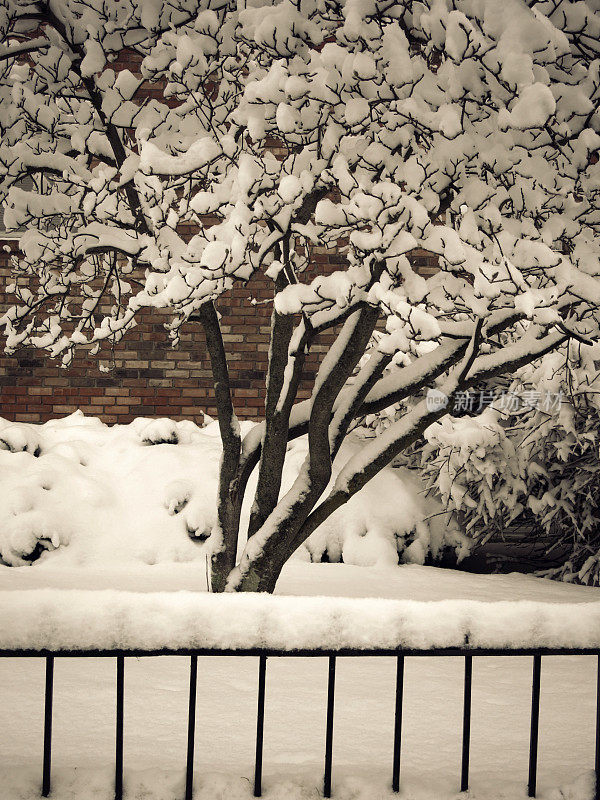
left=211, top=550, right=235, bottom=593
left=234, top=558, right=281, bottom=593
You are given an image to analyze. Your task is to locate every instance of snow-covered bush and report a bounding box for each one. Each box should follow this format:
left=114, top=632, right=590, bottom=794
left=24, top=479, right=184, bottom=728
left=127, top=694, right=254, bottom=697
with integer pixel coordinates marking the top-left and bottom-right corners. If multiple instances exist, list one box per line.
left=138, top=419, right=181, bottom=446
left=0, top=412, right=463, bottom=571
left=415, top=344, right=600, bottom=585
left=1, top=1, right=600, bottom=591
left=0, top=423, right=42, bottom=456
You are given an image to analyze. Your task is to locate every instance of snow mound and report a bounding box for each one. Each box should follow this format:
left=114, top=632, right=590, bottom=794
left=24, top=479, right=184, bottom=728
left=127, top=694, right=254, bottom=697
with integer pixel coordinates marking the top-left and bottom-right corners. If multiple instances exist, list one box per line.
left=1, top=590, right=600, bottom=652
left=133, top=416, right=209, bottom=446
left=137, top=417, right=181, bottom=445
left=0, top=419, right=42, bottom=455
left=0, top=412, right=464, bottom=570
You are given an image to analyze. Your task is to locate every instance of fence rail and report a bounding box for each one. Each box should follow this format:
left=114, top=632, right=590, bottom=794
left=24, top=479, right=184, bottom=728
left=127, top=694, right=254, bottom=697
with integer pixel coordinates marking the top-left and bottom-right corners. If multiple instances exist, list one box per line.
left=2, top=647, right=599, bottom=800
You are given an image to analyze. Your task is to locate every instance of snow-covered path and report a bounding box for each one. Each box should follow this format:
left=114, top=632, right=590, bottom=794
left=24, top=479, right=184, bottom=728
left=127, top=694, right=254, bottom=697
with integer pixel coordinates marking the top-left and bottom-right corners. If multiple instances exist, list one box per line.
left=1, top=563, right=598, bottom=799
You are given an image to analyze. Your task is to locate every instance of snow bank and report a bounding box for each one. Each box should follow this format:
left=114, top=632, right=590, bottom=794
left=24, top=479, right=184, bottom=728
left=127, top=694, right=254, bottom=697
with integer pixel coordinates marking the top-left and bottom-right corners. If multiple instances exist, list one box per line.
left=0, top=412, right=463, bottom=570
left=1, top=590, right=599, bottom=652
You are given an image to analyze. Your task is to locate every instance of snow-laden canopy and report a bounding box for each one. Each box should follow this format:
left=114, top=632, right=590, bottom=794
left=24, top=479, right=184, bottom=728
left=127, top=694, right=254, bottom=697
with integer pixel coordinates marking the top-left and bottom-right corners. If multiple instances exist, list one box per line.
left=1, top=0, right=599, bottom=354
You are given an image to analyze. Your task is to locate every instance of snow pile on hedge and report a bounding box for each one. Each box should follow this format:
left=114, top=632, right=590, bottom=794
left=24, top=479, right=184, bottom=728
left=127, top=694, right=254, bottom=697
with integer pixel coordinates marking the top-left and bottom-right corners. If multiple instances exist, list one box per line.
left=0, top=412, right=465, bottom=570
left=1, top=590, right=599, bottom=652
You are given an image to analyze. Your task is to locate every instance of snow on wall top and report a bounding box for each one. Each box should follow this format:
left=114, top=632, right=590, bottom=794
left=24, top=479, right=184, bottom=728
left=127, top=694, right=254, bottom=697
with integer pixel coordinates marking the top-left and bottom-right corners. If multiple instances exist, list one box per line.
left=1, top=590, right=599, bottom=652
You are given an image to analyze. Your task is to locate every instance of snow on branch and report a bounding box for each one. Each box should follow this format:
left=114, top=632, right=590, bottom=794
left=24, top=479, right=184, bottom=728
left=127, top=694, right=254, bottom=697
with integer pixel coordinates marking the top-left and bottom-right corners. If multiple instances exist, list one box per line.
left=2, top=0, right=599, bottom=364
left=0, top=37, right=50, bottom=63
left=331, top=326, right=568, bottom=502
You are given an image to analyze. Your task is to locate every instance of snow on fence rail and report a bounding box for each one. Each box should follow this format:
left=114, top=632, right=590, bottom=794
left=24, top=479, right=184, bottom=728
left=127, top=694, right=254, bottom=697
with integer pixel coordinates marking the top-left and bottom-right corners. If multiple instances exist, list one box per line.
left=3, top=590, right=600, bottom=652
left=2, top=592, right=600, bottom=800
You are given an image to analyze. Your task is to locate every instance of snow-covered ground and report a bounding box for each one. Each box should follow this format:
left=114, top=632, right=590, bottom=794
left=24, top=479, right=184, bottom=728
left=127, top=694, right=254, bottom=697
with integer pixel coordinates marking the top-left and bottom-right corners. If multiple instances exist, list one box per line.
left=1, top=413, right=599, bottom=799
left=1, top=563, right=599, bottom=800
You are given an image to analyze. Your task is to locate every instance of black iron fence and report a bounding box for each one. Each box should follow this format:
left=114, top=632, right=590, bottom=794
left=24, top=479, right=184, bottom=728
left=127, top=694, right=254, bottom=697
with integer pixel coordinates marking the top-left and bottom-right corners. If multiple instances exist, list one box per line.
left=2, top=646, right=599, bottom=800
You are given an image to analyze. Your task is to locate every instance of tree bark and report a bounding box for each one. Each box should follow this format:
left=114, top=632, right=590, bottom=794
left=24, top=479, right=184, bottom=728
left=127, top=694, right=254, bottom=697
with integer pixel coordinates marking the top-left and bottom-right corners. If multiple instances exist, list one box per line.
left=248, top=267, right=297, bottom=538
left=197, top=303, right=242, bottom=593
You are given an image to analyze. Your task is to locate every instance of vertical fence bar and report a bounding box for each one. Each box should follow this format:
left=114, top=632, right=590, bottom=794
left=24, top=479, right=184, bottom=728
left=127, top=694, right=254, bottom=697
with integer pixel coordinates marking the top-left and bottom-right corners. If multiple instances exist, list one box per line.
left=185, top=655, right=198, bottom=800
left=461, top=655, right=473, bottom=793
left=324, top=655, right=336, bottom=799
left=254, top=655, right=267, bottom=798
left=392, top=655, right=404, bottom=793
left=595, top=654, right=600, bottom=800
left=528, top=654, right=542, bottom=798
left=115, top=656, right=125, bottom=800
left=42, top=656, right=54, bottom=798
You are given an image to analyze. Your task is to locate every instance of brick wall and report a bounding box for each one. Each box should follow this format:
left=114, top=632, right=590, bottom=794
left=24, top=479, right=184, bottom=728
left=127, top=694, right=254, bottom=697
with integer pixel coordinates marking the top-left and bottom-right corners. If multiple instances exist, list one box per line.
left=0, top=243, right=439, bottom=424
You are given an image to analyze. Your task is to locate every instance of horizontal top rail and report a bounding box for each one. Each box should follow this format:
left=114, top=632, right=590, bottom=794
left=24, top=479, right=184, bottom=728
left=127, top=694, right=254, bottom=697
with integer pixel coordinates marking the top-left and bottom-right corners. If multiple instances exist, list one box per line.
left=1, top=646, right=600, bottom=657
left=3, top=589, right=600, bottom=654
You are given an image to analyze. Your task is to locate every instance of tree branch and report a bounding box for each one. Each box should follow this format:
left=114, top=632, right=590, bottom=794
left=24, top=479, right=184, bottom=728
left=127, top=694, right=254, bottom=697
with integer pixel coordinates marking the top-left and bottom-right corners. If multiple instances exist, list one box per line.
left=328, top=348, right=394, bottom=459
left=0, top=37, right=50, bottom=62
left=236, top=299, right=379, bottom=511
left=39, top=3, right=150, bottom=236
left=229, top=302, right=380, bottom=591
left=247, top=268, right=296, bottom=538
left=293, top=327, right=569, bottom=554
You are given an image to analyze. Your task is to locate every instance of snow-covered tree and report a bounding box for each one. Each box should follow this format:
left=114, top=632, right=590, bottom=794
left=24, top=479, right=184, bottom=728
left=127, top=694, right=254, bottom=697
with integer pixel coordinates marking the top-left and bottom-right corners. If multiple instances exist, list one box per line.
left=1, top=0, right=600, bottom=591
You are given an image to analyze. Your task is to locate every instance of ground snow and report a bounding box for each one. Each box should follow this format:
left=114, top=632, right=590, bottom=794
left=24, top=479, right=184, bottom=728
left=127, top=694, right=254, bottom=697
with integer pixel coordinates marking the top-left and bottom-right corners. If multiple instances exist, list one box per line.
left=0, top=566, right=598, bottom=800
left=2, top=414, right=599, bottom=800
left=0, top=411, right=462, bottom=570
left=1, top=768, right=595, bottom=800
